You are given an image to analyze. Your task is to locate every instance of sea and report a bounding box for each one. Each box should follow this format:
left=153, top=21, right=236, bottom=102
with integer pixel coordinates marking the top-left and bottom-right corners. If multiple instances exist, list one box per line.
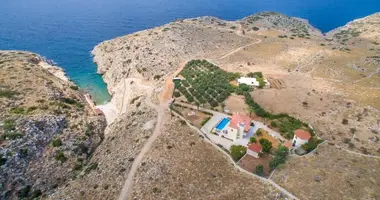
left=1, top=0, right=379, bottom=104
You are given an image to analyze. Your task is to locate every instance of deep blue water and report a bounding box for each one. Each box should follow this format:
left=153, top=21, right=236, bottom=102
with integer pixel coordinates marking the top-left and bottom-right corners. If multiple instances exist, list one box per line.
left=1, top=0, right=379, bottom=104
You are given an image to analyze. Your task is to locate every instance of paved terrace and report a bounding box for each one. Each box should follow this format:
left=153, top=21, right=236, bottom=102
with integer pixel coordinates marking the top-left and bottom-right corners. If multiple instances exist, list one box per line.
left=174, top=101, right=286, bottom=150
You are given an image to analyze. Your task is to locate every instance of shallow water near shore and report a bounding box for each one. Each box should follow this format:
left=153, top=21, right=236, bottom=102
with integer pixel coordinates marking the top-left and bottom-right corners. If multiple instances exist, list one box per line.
left=1, top=0, right=379, bottom=104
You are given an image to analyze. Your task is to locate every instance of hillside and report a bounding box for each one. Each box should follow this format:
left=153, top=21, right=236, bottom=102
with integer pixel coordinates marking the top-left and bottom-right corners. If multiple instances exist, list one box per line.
left=0, top=51, right=106, bottom=199
left=44, top=12, right=380, bottom=199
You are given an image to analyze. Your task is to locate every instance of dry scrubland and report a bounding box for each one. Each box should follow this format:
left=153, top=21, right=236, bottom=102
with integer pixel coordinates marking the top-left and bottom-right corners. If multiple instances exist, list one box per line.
left=272, top=143, right=380, bottom=200
left=131, top=116, right=286, bottom=200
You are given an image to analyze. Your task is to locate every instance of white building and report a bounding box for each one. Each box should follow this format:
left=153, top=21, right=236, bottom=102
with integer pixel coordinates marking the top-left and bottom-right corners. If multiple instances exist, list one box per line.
left=237, top=77, right=270, bottom=88
left=247, top=143, right=263, bottom=158
left=292, top=129, right=312, bottom=148
left=237, top=77, right=260, bottom=87
left=214, top=113, right=253, bottom=141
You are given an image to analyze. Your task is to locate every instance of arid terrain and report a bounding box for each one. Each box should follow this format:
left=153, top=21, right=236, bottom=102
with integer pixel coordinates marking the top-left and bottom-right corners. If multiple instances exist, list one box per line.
left=0, top=51, right=106, bottom=199
left=2, top=11, right=380, bottom=200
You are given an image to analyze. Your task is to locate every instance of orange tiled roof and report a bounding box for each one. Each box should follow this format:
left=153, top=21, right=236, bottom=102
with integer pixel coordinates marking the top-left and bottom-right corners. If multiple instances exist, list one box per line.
left=294, top=129, right=312, bottom=140
left=229, top=113, right=251, bottom=131
left=248, top=143, right=262, bottom=153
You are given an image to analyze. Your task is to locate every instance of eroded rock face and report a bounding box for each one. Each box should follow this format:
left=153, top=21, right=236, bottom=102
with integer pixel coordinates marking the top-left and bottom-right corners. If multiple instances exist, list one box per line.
left=0, top=51, right=106, bottom=199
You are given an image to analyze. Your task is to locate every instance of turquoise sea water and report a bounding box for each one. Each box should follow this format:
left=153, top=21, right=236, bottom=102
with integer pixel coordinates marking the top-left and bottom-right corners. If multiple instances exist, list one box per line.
left=1, top=0, right=379, bottom=104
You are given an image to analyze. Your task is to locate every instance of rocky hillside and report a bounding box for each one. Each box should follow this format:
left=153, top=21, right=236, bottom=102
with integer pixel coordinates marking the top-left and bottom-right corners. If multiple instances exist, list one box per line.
left=239, top=12, right=323, bottom=38
left=0, top=51, right=106, bottom=199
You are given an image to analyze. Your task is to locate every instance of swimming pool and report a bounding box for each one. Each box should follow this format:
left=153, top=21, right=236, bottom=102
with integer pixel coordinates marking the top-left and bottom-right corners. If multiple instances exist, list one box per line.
left=215, top=118, right=230, bottom=131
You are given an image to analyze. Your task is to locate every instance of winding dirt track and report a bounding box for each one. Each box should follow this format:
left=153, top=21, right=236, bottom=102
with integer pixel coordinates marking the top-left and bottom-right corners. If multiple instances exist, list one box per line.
left=118, top=31, right=263, bottom=200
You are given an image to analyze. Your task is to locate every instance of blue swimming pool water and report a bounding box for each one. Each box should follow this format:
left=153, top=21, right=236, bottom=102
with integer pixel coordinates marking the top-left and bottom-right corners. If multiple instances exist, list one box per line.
left=215, top=118, right=230, bottom=131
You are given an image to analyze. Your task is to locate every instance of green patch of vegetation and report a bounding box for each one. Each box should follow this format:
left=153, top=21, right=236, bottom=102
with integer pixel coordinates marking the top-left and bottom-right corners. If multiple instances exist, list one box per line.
left=269, top=145, right=289, bottom=169
left=302, top=137, right=324, bottom=152
left=31, top=189, right=42, bottom=198
left=10, top=107, right=26, bottom=114
left=55, top=150, right=68, bottom=162
left=52, top=138, right=62, bottom=147
left=278, top=35, right=288, bottom=38
left=252, top=27, right=260, bottom=31
left=3, top=119, right=16, bottom=132
left=17, top=185, right=31, bottom=198
left=177, top=60, right=239, bottom=107
left=200, top=116, right=211, bottom=126
left=70, top=85, right=79, bottom=90
left=259, top=138, right=272, bottom=153
left=0, top=89, right=19, bottom=98
left=85, top=162, right=98, bottom=174
left=162, top=27, right=170, bottom=32
left=60, top=97, right=84, bottom=109
left=19, top=148, right=28, bottom=158
left=249, top=136, right=257, bottom=143
left=255, top=165, right=264, bottom=176
left=230, top=145, right=247, bottom=161
left=230, top=26, right=236, bottom=29
left=0, top=154, right=7, bottom=166
left=1, top=132, right=23, bottom=140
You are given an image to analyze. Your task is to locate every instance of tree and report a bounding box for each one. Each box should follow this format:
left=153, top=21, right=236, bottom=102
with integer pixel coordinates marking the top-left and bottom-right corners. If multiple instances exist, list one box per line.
left=195, top=101, right=200, bottom=110
left=173, top=91, right=181, bottom=97
left=259, top=138, right=272, bottom=153
left=230, top=145, right=247, bottom=161
left=255, top=165, right=264, bottom=176
left=269, top=145, right=289, bottom=169
left=249, top=137, right=257, bottom=143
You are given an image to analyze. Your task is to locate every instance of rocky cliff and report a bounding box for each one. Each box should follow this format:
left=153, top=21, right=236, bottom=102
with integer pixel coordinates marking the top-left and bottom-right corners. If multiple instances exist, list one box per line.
left=0, top=51, right=106, bottom=199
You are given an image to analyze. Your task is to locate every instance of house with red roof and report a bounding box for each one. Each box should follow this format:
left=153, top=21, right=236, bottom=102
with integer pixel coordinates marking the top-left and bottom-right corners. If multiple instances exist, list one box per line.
left=223, top=113, right=252, bottom=141
left=247, top=143, right=263, bottom=158
left=291, top=129, right=312, bottom=148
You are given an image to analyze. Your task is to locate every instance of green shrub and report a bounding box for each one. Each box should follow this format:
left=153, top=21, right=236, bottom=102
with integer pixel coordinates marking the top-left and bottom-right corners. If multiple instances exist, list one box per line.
left=255, top=165, right=264, bottom=176
left=31, top=189, right=42, bottom=198
left=173, top=91, right=181, bottom=97
left=55, top=150, right=68, bottom=162
left=230, top=26, right=236, bottom=29
left=10, top=107, right=26, bottom=114
left=3, top=119, right=16, bottom=132
left=70, top=85, right=79, bottom=90
left=162, top=27, right=170, bottom=32
left=52, top=138, right=62, bottom=147
left=85, top=162, right=98, bottom=174
left=230, top=145, right=246, bottom=161
left=1, top=132, right=23, bottom=140
left=0, top=89, right=19, bottom=98
left=342, top=119, right=349, bottom=125
left=249, top=137, right=257, bottom=143
left=270, top=121, right=278, bottom=127
left=269, top=145, right=289, bottom=169
left=17, top=185, right=31, bottom=198
left=0, top=154, right=7, bottom=166
left=259, top=138, right=272, bottom=153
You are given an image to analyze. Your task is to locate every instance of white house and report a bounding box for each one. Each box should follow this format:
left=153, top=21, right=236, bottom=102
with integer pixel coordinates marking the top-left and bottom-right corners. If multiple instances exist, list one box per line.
left=237, top=77, right=260, bottom=87
left=292, top=129, right=312, bottom=148
left=215, top=113, right=253, bottom=141
left=247, top=143, right=263, bottom=158
left=237, top=77, right=270, bottom=88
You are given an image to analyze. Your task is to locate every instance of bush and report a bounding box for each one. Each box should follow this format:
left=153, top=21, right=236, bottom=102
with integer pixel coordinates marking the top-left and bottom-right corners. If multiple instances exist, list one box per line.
left=230, top=145, right=247, bottom=161
left=52, top=138, right=62, bottom=147
left=259, top=138, right=272, bottom=153
left=270, top=121, right=278, bottom=127
left=55, top=150, right=67, bottom=162
left=1, top=132, right=23, bottom=140
left=230, top=26, right=236, bottom=29
left=31, top=189, right=42, bottom=198
left=3, top=119, right=16, bottom=132
left=70, top=85, right=79, bottom=90
left=252, top=27, right=260, bottom=31
left=255, top=165, right=264, bottom=176
left=342, top=119, right=349, bottom=125
left=10, top=107, right=26, bottom=114
left=0, top=89, right=19, bottom=98
left=85, top=162, right=98, bottom=174
left=173, top=91, right=181, bottom=97
left=249, top=137, right=257, bottom=143
left=269, top=145, right=289, bottom=169
left=200, top=117, right=211, bottom=126
left=0, top=154, right=7, bottom=166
